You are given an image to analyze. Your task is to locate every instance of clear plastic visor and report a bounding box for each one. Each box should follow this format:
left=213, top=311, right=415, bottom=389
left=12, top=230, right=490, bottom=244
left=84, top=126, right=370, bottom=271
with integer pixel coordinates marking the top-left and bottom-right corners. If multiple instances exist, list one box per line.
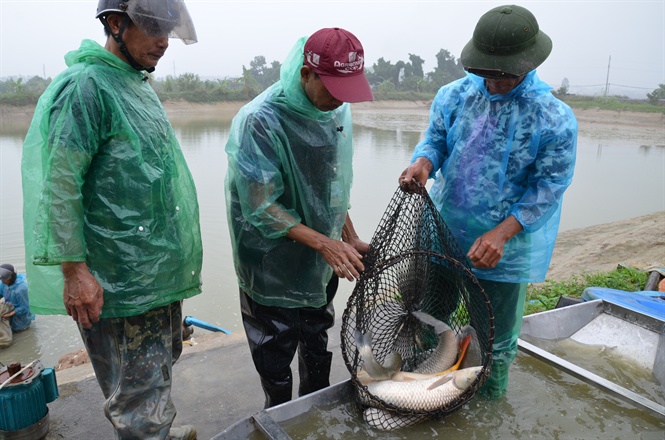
left=0, top=268, right=12, bottom=281
left=126, top=0, right=197, bottom=44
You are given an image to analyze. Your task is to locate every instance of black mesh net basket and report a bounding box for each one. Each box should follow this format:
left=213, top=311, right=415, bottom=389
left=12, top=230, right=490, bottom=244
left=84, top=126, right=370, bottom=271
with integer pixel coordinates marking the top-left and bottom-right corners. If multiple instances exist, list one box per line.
left=341, top=184, right=494, bottom=430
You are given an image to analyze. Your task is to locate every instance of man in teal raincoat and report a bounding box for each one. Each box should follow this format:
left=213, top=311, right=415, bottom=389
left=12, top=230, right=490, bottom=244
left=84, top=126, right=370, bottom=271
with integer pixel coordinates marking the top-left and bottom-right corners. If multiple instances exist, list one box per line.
left=225, top=28, right=374, bottom=407
left=22, top=1, right=201, bottom=438
left=400, top=5, right=577, bottom=399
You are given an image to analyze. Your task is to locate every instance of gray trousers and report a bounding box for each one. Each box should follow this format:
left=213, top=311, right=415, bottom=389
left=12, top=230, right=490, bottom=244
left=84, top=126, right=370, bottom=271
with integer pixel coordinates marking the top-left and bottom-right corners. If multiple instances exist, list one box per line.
left=78, top=301, right=183, bottom=439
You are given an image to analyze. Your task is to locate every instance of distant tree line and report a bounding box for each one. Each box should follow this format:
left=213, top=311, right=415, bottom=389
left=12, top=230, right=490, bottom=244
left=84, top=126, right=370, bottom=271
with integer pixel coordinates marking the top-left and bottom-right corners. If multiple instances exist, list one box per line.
left=0, top=48, right=465, bottom=105
left=1, top=49, right=664, bottom=107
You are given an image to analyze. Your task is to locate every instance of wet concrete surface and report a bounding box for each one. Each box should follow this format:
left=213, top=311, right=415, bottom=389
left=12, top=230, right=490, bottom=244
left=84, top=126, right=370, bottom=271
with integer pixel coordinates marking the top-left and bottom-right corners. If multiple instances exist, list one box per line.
left=43, top=321, right=349, bottom=440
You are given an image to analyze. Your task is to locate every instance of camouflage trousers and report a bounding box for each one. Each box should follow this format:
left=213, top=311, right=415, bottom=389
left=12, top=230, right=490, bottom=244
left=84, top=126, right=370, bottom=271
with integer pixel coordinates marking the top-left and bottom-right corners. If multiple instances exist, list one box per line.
left=78, top=301, right=183, bottom=439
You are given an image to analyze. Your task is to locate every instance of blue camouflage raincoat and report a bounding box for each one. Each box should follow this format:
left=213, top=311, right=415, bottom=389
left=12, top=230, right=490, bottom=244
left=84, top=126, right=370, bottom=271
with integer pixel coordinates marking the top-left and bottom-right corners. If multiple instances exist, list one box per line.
left=413, top=71, right=577, bottom=283
left=0, top=274, right=35, bottom=331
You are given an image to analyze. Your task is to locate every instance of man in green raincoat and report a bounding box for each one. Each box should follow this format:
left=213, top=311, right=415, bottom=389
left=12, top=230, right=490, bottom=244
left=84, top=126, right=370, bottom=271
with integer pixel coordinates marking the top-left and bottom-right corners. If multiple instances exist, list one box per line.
left=225, top=28, right=374, bottom=408
left=400, top=5, right=577, bottom=399
left=22, top=1, right=201, bottom=438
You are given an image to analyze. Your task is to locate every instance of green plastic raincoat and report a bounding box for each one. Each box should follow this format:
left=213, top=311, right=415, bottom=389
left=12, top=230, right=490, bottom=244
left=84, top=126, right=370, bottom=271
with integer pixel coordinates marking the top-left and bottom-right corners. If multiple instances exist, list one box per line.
left=22, top=39, right=203, bottom=318
left=225, top=37, right=353, bottom=308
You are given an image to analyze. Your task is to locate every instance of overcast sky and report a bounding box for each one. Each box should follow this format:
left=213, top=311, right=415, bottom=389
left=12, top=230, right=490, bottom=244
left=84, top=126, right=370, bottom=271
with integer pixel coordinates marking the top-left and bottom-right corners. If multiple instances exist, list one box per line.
left=1, top=1, right=663, bottom=97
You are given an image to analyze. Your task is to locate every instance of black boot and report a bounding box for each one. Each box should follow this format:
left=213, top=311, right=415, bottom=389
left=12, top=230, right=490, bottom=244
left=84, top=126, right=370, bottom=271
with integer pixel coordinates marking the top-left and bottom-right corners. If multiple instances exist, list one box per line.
left=298, top=350, right=332, bottom=397
left=261, top=375, right=293, bottom=408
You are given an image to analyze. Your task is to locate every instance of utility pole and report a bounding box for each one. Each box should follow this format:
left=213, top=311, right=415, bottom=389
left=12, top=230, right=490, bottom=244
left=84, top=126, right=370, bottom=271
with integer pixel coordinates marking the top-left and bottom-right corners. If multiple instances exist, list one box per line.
left=604, top=55, right=611, bottom=97
left=173, top=61, right=176, bottom=78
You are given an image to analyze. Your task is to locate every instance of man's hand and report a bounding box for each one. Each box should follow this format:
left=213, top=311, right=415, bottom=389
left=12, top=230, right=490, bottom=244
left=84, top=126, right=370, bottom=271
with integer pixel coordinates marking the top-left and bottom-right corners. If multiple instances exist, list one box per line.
left=320, top=237, right=365, bottom=281
left=467, top=216, right=523, bottom=269
left=61, top=262, right=104, bottom=329
left=287, top=222, right=366, bottom=282
left=399, top=157, right=433, bottom=193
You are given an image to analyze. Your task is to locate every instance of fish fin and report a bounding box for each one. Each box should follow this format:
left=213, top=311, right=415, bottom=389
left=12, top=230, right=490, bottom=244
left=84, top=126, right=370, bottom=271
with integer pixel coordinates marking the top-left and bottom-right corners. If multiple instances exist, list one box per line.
left=354, top=329, right=398, bottom=381
left=383, top=351, right=403, bottom=373
left=456, top=333, right=471, bottom=366
left=390, top=372, right=417, bottom=382
left=356, top=369, right=374, bottom=385
left=427, top=373, right=454, bottom=390
left=411, top=310, right=451, bottom=335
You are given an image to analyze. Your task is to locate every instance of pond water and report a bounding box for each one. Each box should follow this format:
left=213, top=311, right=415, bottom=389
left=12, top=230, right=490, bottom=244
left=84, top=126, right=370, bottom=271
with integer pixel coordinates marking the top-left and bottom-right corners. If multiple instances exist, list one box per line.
left=0, top=107, right=664, bottom=369
left=272, top=353, right=665, bottom=439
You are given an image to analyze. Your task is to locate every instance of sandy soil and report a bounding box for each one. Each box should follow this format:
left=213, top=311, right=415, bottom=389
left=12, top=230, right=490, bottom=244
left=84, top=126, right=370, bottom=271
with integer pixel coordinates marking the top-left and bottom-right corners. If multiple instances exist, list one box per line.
left=546, top=211, right=664, bottom=281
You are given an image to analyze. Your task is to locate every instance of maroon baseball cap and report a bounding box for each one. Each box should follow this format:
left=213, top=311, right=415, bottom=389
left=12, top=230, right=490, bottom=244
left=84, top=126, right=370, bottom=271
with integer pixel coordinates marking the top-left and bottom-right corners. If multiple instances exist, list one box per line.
left=304, top=27, right=374, bottom=103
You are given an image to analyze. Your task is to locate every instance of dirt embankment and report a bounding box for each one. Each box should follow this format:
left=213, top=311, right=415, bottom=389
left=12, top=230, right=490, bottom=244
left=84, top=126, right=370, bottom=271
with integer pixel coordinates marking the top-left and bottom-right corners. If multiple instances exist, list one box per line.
left=546, top=211, right=664, bottom=281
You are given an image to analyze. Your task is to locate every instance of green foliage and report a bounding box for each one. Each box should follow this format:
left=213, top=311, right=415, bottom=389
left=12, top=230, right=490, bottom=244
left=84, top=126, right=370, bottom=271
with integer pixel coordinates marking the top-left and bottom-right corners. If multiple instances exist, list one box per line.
left=646, top=84, right=665, bottom=105
left=0, top=75, right=51, bottom=106
left=1, top=52, right=661, bottom=107
left=427, top=49, right=465, bottom=90
left=365, top=49, right=463, bottom=94
left=556, top=78, right=570, bottom=96
left=246, top=56, right=280, bottom=89
left=524, top=266, right=649, bottom=315
left=562, top=95, right=665, bottom=114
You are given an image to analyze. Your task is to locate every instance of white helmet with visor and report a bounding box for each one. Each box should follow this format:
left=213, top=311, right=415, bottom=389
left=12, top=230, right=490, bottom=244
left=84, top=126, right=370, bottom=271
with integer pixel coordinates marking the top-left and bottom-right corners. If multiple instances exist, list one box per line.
left=96, top=0, right=197, bottom=45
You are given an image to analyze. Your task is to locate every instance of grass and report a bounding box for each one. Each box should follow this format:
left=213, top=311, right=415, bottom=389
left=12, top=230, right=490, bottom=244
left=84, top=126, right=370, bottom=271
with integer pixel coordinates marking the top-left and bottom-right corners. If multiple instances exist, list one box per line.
left=523, top=265, right=649, bottom=315
left=561, top=95, right=665, bottom=114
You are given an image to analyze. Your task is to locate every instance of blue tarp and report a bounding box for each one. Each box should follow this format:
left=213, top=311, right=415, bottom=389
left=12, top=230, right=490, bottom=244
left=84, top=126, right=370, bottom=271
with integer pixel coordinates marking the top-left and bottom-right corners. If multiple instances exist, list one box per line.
left=582, top=287, right=665, bottom=321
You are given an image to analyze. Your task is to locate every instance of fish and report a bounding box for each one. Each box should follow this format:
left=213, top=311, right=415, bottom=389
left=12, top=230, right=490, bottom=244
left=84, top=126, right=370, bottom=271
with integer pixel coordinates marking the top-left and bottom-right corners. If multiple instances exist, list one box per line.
left=355, top=311, right=472, bottom=384
left=361, top=335, right=475, bottom=431
left=365, top=367, right=482, bottom=412
left=411, top=310, right=459, bottom=374
left=459, top=325, right=483, bottom=370
left=354, top=329, right=403, bottom=383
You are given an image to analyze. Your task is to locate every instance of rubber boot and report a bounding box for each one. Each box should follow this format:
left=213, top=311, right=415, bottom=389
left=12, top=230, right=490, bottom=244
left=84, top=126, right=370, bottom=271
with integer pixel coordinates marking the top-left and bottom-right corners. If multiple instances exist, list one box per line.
left=477, top=280, right=527, bottom=399
left=298, top=350, right=333, bottom=396
left=168, top=425, right=197, bottom=440
left=261, top=375, right=293, bottom=408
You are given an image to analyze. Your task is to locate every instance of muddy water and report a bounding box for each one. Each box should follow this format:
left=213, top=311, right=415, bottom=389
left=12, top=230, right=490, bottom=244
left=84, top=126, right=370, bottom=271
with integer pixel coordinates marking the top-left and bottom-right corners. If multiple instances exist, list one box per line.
left=1, top=108, right=664, bottom=369
left=272, top=353, right=665, bottom=439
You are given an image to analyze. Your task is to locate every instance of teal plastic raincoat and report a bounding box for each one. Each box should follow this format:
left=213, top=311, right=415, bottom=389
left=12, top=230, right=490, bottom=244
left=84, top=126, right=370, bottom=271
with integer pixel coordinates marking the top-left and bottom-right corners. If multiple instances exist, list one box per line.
left=225, top=37, right=353, bottom=308
left=413, top=71, right=577, bottom=283
left=22, top=40, right=203, bottom=317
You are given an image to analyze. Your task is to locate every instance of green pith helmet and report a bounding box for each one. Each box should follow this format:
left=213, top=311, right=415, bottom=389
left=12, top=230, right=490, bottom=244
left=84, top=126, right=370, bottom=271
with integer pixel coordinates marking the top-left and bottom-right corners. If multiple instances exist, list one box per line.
left=460, top=5, right=552, bottom=77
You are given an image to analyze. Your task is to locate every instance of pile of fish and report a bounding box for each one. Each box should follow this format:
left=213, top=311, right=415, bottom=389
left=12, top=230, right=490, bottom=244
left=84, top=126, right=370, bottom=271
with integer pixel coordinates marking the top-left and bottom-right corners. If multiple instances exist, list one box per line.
left=354, top=310, right=483, bottom=431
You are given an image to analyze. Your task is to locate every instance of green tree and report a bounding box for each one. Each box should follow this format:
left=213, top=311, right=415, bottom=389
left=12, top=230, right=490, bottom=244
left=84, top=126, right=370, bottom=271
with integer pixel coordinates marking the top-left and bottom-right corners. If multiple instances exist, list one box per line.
left=175, top=73, right=203, bottom=92
left=646, top=84, right=665, bottom=105
left=366, top=57, right=395, bottom=86
left=407, top=53, right=425, bottom=79
left=23, top=76, right=51, bottom=95
left=556, top=78, right=570, bottom=96
left=427, top=49, right=465, bottom=89
left=247, top=56, right=280, bottom=89
left=241, top=66, right=262, bottom=99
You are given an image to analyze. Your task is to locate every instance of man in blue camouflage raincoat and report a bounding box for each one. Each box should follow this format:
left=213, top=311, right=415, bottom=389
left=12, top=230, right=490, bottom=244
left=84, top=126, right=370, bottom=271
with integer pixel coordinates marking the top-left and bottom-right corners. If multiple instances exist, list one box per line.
left=400, top=5, right=577, bottom=399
